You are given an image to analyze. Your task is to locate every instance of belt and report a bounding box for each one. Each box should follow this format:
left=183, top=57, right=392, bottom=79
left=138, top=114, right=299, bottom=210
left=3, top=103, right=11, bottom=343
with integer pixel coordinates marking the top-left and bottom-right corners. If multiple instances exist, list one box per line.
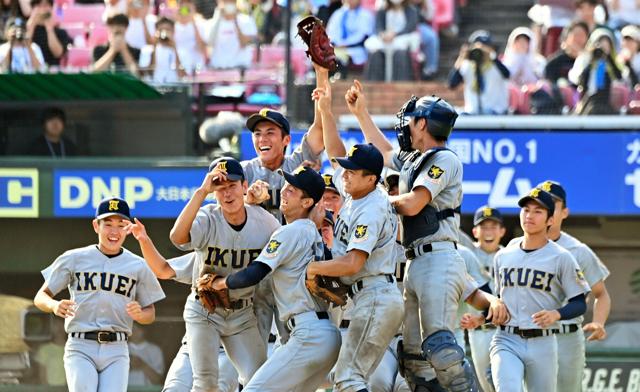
left=348, top=274, right=395, bottom=298
left=499, top=325, right=558, bottom=339
left=405, top=241, right=457, bottom=260
left=558, top=324, right=580, bottom=334
left=475, top=324, right=497, bottom=331
left=286, top=311, right=329, bottom=332
left=70, top=331, right=128, bottom=343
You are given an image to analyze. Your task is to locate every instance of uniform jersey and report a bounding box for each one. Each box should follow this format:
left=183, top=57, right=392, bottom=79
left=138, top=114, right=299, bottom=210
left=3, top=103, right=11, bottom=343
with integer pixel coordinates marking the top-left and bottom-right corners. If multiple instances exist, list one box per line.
left=332, top=166, right=398, bottom=285
left=254, top=218, right=327, bottom=322
left=471, top=244, right=502, bottom=292
left=392, top=149, right=463, bottom=246
left=173, top=204, right=280, bottom=301
left=241, top=134, right=322, bottom=221
left=41, top=245, right=165, bottom=335
left=494, top=240, right=590, bottom=329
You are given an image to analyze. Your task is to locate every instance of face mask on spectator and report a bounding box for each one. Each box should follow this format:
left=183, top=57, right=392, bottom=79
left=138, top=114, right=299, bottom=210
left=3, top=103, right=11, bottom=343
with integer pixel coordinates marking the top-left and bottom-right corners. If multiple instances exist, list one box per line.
left=224, top=3, right=237, bottom=14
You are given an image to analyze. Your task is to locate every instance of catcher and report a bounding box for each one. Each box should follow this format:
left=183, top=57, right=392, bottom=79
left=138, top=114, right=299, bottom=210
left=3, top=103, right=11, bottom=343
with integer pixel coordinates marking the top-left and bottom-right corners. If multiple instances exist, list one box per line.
left=297, top=15, right=338, bottom=72
left=169, top=157, right=281, bottom=392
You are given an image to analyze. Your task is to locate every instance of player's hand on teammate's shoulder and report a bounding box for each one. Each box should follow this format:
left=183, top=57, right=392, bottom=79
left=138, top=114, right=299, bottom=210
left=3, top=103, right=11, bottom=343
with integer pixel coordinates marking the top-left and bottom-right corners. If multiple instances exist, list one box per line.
left=487, top=298, right=510, bottom=326
left=531, top=309, right=561, bottom=329
left=52, top=299, right=76, bottom=318
left=583, top=322, right=607, bottom=341
left=125, top=218, right=149, bottom=242
left=246, top=180, right=271, bottom=205
left=460, top=313, right=485, bottom=330
left=344, top=79, right=367, bottom=115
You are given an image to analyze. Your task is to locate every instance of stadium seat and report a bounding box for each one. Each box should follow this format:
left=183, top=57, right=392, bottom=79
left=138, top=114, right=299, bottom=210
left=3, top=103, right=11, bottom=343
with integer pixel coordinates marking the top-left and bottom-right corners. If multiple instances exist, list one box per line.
left=558, top=85, right=578, bottom=110
left=628, top=100, right=640, bottom=115
left=508, top=84, right=522, bottom=114
left=610, top=82, right=631, bottom=113
left=60, top=22, right=86, bottom=40
left=59, top=4, right=105, bottom=25
left=64, top=47, right=93, bottom=68
left=88, top=24, right=109, bottom=47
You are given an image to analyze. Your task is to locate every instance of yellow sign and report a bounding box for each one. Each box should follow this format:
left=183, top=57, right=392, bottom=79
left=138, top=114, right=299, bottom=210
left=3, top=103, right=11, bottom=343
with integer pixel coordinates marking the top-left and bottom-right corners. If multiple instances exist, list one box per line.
left=0, top=168, right=39, bottom=218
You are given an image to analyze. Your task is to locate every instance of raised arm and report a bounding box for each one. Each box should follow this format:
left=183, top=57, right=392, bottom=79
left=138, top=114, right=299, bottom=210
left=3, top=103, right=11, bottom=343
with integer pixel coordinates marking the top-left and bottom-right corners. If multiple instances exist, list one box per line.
left=127, top=218, right=177, bottom=279
left=306, top=63, right=330, bottom=155
left=313, top=79, right=344, bottom=167
left=345, top=80, right=395, bottom=167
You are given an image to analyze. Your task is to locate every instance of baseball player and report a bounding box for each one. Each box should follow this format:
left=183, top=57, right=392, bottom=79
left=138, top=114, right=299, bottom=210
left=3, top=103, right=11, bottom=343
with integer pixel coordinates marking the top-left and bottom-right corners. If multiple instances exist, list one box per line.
left=310, top=81, right=404, bottom=392
left=33, top=197, right=165, bottom=392
left=488, top=188, right=590, bottom=392
left=208, top=166, right=342, bottom=391
left=169, top=157, right=280, bottom=392
left=512, top=181, right=611, bottom=392
left=467, top=206, right=506, bottom=392
left=322, top=173, right=344, bottom=215
left=344, top=79, right=480, bottom=391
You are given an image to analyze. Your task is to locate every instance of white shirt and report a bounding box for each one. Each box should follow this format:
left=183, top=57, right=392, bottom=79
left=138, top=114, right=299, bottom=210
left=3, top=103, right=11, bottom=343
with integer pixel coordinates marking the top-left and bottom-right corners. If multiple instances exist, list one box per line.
left=386, top=9, right=407, bottom=35
left=175, top=19, right=207, bottom=72
left=139, top=44, right=180, bottom=84
left=0, top=42, right=45, bottom=73
left=125, top=14, right=157, bottom=49
left=459, top=59, right=509, bottom=114
left=326, top=6, right=375, bottom=65
left=208, top=13, right=257, bottom=69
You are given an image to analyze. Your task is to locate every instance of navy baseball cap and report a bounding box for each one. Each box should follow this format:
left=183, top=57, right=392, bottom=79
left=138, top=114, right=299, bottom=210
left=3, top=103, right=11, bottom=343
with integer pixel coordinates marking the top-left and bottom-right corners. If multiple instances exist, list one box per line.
left=331, top=144, right=384, bottom=178
left=278, top=166, right=326, bottom=203
left=246, top=108, right=290, bottom=135
left=209, top=156, right=245, bottom=181
left=469, top=29, right=493, bottom=45
left=536, top=180, right=566, bottom=205
left=323, top=210, right=335, bottom=226
left=322, top=173, right=339, bottom=194
left=473, top=206, right=504, bottom=226
left=518, top=188, right=556, bottom=215
left=95, top=197, right=131, bottom=221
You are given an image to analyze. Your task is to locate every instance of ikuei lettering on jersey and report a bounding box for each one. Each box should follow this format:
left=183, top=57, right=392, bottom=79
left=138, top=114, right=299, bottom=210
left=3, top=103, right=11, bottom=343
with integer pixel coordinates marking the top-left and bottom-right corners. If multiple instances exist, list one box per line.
left=204, top=247, right=262, bottom=268
left=499, top=267, right=555, bottom=292
left=74, top=272, right=137, bottom=298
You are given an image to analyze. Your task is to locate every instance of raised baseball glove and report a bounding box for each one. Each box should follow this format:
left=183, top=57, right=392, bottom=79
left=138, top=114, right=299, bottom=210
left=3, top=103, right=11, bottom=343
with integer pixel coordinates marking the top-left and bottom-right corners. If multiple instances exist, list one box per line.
left=195, top=272, right=232, bottom=313
left=296, top=15, right=338, bottom=71
left=306, top=275, right=349, bottom=306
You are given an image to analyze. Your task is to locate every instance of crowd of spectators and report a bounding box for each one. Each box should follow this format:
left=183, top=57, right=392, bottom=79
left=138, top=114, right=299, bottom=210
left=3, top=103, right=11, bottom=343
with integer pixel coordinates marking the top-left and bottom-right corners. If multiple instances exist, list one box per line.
left=2, top=0, right=640, bottom=114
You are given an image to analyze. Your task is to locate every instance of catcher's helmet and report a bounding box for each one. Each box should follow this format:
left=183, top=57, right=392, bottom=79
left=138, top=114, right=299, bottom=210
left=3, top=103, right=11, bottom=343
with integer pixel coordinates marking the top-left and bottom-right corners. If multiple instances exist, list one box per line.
left=395, top=95, right=458, bottom=151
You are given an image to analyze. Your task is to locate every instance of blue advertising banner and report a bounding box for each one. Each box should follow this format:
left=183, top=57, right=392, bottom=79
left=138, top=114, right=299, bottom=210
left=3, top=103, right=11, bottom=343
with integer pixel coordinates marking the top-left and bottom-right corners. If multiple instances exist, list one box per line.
left=241, top=130, right=640, bottom=215
left=53, top=168, right=213, bottom=218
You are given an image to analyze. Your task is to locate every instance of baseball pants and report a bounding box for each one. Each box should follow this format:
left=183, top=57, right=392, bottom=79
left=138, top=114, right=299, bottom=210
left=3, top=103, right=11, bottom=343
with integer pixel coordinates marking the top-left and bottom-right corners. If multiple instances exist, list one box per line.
left=490, top=330, right=558, bottom=392
left=254, top=277, right=289, bottom=345
left=184, top=299, right=266, bottom=392
left=334, top=277, right=404, bottom=392
left=64, top=336, right=129, bottom=392
left=556, top=325, right=585, bottom=392
left=368, top=335, right=401, bottom=392
left=469, top=327, right=496, bottom=392
left=242, top=312, right=341, bottom=392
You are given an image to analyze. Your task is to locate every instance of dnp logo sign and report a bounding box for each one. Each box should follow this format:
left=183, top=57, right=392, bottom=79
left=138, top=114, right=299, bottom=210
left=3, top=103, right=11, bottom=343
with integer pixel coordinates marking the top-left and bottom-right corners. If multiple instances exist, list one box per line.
left=0, top=168, right=39, bottom=218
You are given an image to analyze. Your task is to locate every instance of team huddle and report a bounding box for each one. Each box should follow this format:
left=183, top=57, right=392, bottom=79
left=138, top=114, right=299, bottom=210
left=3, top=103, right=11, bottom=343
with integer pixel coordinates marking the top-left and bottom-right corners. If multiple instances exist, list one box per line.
left=33, top=64, right=611, bottom=392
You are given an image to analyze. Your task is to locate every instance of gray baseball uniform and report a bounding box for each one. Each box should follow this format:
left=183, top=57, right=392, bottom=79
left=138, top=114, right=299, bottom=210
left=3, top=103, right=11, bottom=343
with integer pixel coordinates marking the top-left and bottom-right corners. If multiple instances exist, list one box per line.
left=331, top=166, right=404, bottom=392
left=242, top=218, right=341, bottom=392
left=456, top=245, right=488, bottom=347
left=161, top=253, right=240, bottom=392
left=172, top=203, right=280, bottom=391
left=392, top=148, right=476, bottom=390
left=468, top=244, right=502, bottom=392
left=490, top=240, right=590, bottom=392
left=41, top=245, right=165, bottom=392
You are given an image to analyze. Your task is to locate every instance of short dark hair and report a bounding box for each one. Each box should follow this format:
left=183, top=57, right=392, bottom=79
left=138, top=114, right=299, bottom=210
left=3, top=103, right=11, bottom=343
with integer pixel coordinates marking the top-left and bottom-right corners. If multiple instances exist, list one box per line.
left=106, top=13, right=129, bottom=28
left=30, top=0, right=52, bottom=8
left=155, top=16, right=175, bottom=28
left=562, top=21, right=589, bottom=41
left=42, top=107, right=66, bottom=125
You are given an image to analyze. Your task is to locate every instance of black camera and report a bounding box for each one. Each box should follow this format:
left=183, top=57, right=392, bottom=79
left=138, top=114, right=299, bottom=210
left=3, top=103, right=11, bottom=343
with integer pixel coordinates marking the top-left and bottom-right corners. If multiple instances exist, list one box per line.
left=467, top=47, right=485, bottom=63
left=592, top=45, right=605, bottom=59
left=12, top=18, right=26, bottom=41
left=158, top=29, right=169, bottom=42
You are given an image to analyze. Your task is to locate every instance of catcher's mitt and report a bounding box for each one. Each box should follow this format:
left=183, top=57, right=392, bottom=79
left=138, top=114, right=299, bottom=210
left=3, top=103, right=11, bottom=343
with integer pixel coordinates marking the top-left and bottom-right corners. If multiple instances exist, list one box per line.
left=195, top=273, right=232, bottom=313
left=296, top=16, right=338, bottom=71
left=306, top=275, right=349, bottom=306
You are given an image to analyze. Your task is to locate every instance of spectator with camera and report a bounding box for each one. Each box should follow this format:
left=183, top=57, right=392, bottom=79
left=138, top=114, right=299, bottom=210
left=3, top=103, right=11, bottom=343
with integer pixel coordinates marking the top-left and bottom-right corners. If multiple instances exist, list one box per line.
left=617, top=25, right=640, bottom=88
left=544, top=21, right=589, bottom=85
left=207, top=0, right=257, bottom=69
left=93, top=13, right=140, bottom=74
left=448, top=30, right=510, bottom=114
left=503, top=26, right=546, bottom=86
left=363, top=0, right=420, bottom=81
left=0, top=16, right=44, bottom=72
left=569, top=27, right=623, bottom=114
left=326, top=0, right=374, bottom=73
left=174, top=0, right=207, bottom=72
left=1, top=0, right=29, bottom=40
left=25, top=0, right=71, bottom=67
left=139, top=17, right=186, bottom=83
left=125, top=0, right=156, bottom=49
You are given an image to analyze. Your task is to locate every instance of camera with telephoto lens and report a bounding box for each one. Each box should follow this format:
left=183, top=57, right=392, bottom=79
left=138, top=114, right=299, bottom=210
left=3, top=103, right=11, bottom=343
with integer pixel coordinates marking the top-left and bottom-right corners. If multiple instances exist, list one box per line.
left=467, top=47, right=485, bottom=63
left=12, top=18, right=26, bottom=41
left=592, top=44, right=605, bottom=60
left=158, top=29, right=169, bottom=42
